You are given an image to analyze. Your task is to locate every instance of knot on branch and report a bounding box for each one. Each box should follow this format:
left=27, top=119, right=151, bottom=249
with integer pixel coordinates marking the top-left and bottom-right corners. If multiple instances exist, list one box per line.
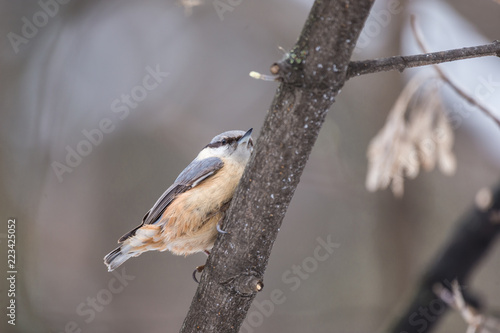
left=398, top=56, right=409, bottom=73
left=271, top=60, right=302, bottom=87
left=271, top=47, right=347, bottom=93
left=269, top=47, right=309, bottom=87
left=221, top=271, right=264, bottom=296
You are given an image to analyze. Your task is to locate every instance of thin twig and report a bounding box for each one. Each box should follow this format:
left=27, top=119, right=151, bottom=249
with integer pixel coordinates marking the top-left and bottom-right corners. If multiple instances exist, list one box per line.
left=434, top=280, right=500, bottom=332
left=346, top=41, right=500, bottom=80
left=410, top=16, right=500, bottom=128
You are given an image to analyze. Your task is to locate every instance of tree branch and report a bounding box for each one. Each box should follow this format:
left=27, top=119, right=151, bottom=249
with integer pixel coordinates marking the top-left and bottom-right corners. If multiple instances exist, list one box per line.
left=388, top=184, right=500, bottom=333
left=346, top=40, right=500, bottom=79
left=179, top=1, right=374, bottom=332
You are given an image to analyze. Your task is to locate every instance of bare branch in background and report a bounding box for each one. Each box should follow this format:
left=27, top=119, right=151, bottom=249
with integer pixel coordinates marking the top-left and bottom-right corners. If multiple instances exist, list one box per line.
left=410, top=16, right=500, bottom=128
left=366, top=15, right=500, bottom=197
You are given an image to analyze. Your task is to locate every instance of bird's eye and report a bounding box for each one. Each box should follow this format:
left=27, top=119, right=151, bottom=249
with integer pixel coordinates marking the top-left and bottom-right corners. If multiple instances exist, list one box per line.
left=221, top=139, right=227, bottom=145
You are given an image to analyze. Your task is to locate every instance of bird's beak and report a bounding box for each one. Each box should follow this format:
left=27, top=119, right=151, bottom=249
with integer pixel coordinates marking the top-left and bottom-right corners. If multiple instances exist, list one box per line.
left=238, top=128, right=253, bottom=147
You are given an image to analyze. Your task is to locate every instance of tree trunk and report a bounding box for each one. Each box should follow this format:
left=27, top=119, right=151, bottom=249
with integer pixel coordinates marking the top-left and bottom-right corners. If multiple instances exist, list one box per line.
left=180, top=1, right=500, bottom=332
left=180, top=1, right=375, bottom=332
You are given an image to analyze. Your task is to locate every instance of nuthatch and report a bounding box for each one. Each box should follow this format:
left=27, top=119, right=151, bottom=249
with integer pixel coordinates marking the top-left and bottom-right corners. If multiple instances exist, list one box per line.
left=104, top=128, right=254, bottom=272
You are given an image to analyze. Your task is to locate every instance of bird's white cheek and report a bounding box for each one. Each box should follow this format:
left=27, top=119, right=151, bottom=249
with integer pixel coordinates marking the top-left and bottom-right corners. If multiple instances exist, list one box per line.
left=197, top=146, right=227, bottom=159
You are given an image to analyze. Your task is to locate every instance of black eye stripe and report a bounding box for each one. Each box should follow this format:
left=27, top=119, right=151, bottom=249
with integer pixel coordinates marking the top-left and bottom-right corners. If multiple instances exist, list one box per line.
left=225, top=137, right=240, bottom=145
left=204, top=136, right=242, bottom=149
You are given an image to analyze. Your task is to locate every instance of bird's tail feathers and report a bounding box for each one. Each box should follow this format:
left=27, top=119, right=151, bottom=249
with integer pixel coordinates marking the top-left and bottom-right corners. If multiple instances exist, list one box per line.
left=104, top=224, right=163, bottom=271
left=104, top=246, right=133, bottom=272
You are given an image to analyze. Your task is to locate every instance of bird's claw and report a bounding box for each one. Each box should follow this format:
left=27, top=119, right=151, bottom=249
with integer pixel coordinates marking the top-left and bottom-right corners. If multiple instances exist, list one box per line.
left=216, top=222, right=228, bottom=234
left=192, top=265, right=205, bottom=284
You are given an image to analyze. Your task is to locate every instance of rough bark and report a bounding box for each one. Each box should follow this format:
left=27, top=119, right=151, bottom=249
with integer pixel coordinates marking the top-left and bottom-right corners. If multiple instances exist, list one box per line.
left=388, top=184, right=500, bottom=333
left=179, top=1, right=375, bottom=332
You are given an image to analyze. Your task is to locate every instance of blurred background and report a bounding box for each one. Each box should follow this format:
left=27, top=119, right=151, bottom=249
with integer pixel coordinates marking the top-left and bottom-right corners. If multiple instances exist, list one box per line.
left=1, top=0, right=500, bottom=332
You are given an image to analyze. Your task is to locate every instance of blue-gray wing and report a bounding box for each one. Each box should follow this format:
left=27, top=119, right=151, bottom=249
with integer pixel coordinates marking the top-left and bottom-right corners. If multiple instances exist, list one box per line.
left=118, top=157, right=224, bottom=241
left=146, top=156, right=224, bottom=223
left=174, top=156, right=224, bottom=186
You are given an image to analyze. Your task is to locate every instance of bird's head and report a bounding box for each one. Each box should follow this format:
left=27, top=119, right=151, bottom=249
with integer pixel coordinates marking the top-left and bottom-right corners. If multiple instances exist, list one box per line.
left=198, top=128, right=254, bottom=164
